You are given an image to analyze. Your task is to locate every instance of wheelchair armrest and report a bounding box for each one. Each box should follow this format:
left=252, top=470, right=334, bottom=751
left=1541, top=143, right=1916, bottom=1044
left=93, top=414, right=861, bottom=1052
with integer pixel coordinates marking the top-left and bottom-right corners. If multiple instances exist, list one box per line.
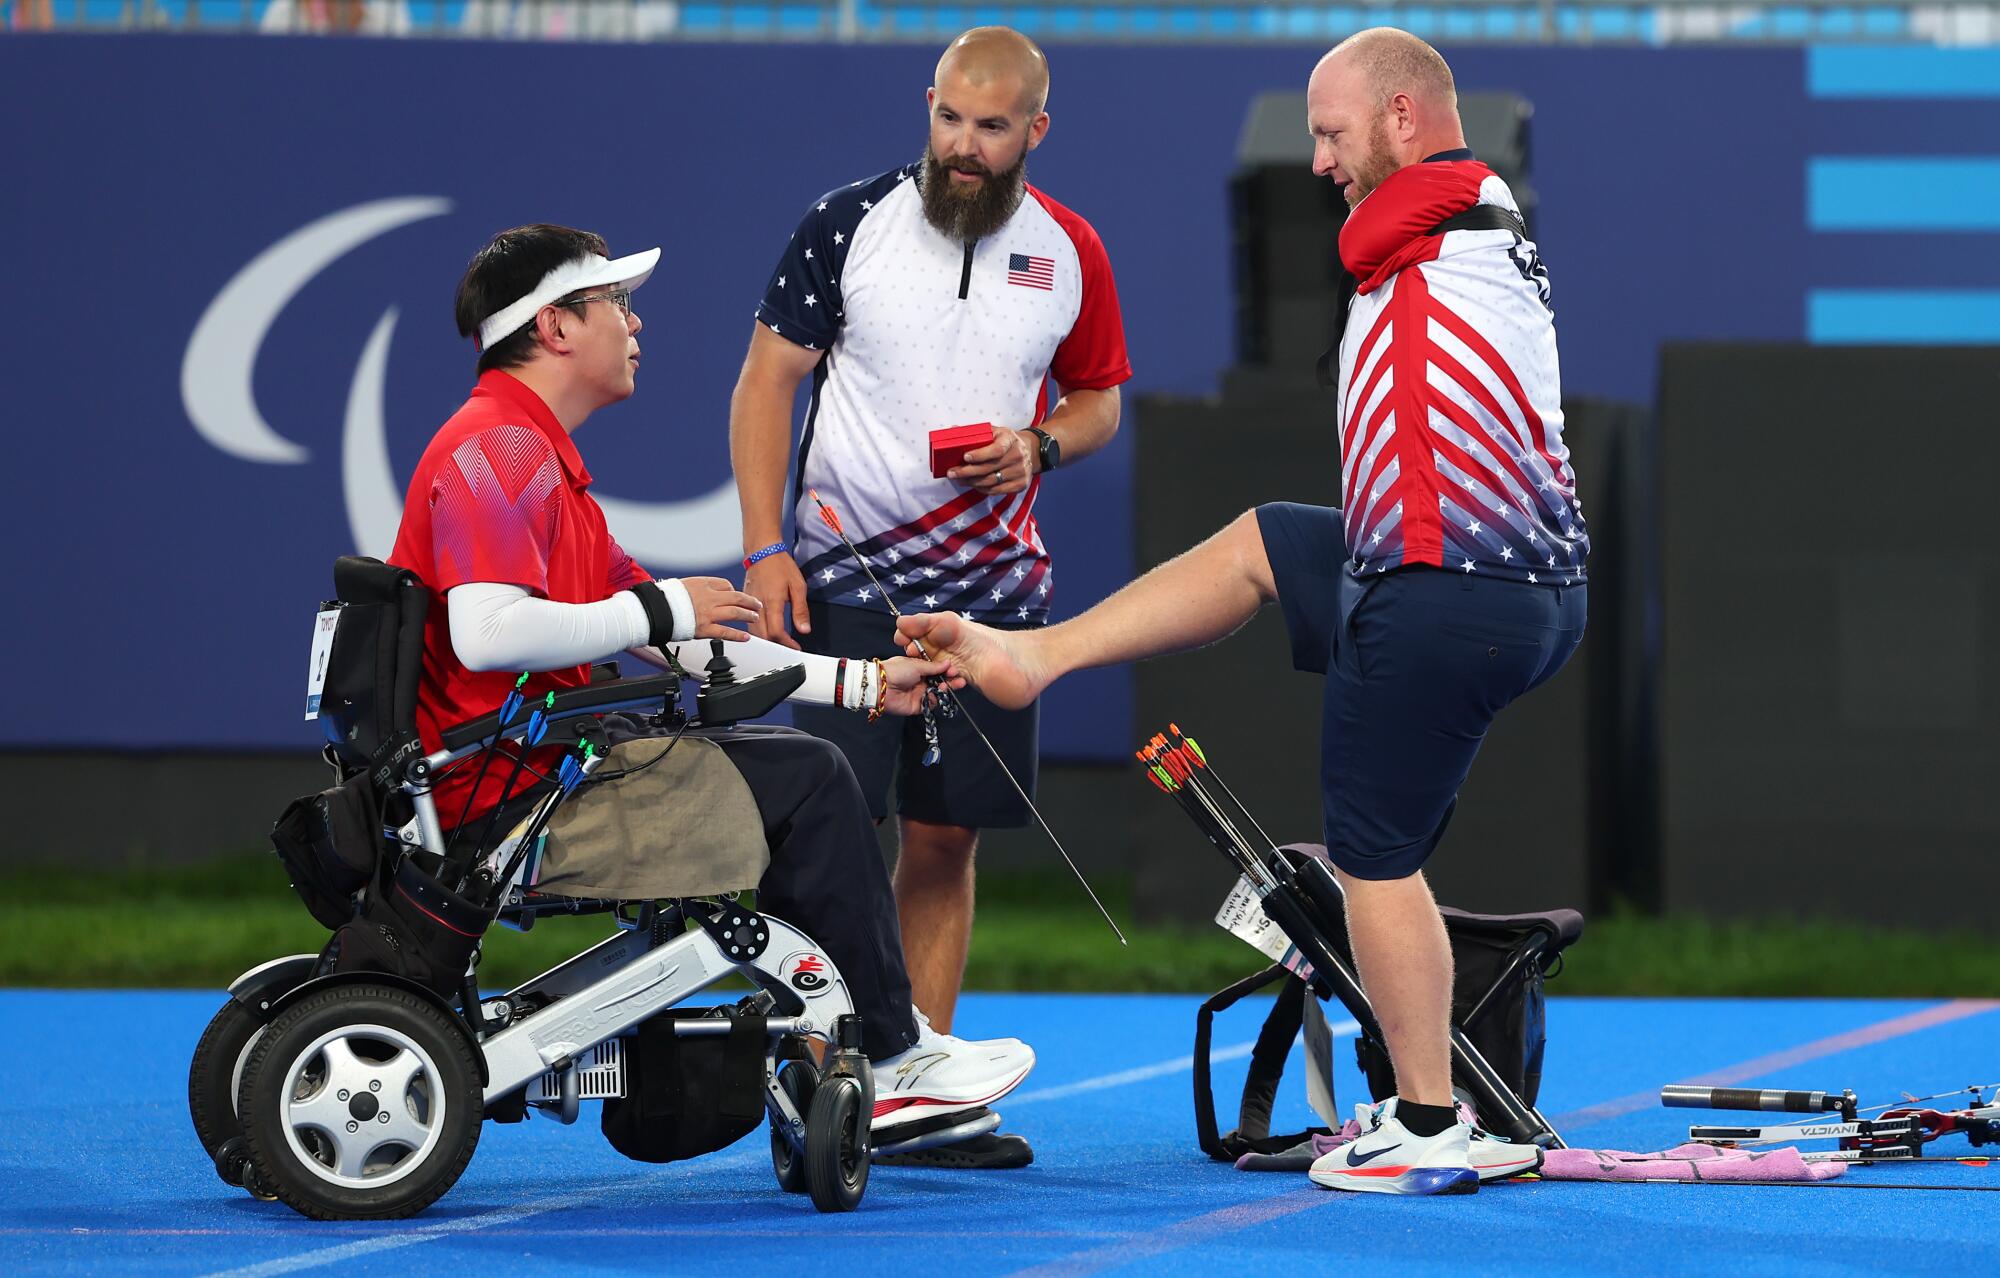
left=694, top=662, right=805, bottom=727
left=439, top=673, right=683, bottom=753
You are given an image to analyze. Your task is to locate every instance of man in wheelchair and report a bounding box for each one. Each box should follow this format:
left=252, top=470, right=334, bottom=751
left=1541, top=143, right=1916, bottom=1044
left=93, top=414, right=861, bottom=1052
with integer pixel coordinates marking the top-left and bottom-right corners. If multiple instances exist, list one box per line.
left=432, top=220, right=1040, bottom=1104
left=195, top=224, right=1038, bottom=1221
left=390, top=225, right=1034, bottom=1155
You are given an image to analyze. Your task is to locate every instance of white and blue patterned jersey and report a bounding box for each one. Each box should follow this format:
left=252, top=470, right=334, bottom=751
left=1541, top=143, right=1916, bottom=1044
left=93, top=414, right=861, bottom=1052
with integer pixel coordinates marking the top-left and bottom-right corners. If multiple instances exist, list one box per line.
left=755, top=164, right=1131, bottom=623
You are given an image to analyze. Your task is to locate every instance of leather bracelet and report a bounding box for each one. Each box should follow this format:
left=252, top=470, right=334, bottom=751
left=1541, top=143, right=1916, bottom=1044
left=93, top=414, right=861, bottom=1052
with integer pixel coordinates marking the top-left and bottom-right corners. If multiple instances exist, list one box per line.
left=866, top=658, right=889, bottom=722
left=743, top=542, right=789, bottom=570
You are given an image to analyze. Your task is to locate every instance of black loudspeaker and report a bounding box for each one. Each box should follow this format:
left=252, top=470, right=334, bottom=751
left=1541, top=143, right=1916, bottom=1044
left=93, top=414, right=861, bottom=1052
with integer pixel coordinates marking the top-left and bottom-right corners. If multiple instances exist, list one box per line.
left=1657, top=345, right=2000, bottom=932
left=1230, top=90, right=1535, bottom=376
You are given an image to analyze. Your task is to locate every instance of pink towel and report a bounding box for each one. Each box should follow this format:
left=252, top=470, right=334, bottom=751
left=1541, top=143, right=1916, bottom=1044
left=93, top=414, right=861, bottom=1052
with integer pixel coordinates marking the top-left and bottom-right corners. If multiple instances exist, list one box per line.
left=1541, top=1142, right=1844, bottom=1182
left=1312, top=1121, right=1364, bottom=1156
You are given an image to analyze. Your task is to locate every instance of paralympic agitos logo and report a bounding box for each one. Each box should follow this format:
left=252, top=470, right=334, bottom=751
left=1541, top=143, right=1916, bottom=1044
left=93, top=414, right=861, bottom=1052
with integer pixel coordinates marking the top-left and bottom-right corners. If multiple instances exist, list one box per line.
left=180, top=197, right=740, bottom=568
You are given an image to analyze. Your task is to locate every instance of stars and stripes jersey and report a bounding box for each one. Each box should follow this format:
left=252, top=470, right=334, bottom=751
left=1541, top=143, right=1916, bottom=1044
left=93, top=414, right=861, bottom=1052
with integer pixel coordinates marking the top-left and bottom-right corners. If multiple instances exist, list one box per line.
left=1336, top=157, right=1588, bottom=585
left=753, top=164, right=1131, bottom=623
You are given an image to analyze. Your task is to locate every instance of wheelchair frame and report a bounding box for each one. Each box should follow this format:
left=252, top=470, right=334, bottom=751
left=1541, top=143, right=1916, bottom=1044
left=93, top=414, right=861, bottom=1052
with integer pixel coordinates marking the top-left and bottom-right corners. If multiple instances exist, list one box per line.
left=195, top=559, right=880, bottom=1219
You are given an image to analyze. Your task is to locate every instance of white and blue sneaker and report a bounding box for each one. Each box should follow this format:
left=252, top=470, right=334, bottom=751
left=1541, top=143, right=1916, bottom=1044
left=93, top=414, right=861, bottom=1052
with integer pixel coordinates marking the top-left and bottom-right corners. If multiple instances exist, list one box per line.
left=1309, top=1098, right=1480, bottom=1196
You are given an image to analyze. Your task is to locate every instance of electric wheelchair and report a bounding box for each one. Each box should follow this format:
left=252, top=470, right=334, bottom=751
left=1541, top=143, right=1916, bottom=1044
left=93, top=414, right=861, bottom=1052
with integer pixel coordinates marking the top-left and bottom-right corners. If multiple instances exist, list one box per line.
left=188, top=557, right=877, bottom=1219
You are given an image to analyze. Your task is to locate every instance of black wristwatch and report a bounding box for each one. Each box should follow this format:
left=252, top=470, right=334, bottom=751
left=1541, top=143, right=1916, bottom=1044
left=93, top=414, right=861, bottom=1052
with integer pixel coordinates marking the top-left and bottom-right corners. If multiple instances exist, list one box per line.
left=1027, top=426, right=1060, bottom=473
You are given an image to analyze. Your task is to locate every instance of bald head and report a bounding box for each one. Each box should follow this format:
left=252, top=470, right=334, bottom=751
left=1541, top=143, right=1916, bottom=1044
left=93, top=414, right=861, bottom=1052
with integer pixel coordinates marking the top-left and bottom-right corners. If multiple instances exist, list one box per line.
left=1318, top=27, right=1457, bottom=116
left=936, top=26, right=1050, bottom=117
left=1306, top=27, right=1465, bottom=205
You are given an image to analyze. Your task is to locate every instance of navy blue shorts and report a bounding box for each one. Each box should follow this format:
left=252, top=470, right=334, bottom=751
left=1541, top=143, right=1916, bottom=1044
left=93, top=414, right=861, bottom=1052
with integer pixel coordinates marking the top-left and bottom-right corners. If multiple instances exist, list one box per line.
left=1257, top=502, right=1587, bottom=880
left=792, top=601, right=1039, bottom=828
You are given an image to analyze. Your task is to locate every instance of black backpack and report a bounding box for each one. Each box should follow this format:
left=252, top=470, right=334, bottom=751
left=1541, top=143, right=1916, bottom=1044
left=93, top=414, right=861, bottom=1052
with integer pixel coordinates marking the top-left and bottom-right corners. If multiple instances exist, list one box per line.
left=1196, top=843, right=1582, bottom=1159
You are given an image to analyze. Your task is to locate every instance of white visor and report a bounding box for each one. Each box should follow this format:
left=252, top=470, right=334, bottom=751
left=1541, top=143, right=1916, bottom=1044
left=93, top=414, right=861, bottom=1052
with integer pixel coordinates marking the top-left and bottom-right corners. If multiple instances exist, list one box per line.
left=475, top=247, right=660, bottom=352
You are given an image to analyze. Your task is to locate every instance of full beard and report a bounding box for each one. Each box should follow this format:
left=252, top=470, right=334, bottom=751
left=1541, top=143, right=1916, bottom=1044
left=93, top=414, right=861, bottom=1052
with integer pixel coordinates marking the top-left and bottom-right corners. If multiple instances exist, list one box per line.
left=1344, top=116, right=1402, bottom=208
left=919, top=143, right=1029, bottom=243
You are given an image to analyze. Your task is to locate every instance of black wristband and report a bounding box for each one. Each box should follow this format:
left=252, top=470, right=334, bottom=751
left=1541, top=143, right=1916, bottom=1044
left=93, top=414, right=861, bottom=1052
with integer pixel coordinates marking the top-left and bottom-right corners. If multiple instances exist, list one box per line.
left=627, top=581, right=676, bottom=647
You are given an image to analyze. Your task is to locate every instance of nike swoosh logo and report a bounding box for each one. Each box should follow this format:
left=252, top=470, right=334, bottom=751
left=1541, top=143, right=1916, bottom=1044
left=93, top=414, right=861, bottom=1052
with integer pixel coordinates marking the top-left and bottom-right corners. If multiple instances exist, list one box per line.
left=1346, top=1142, right=1402, bottom=1167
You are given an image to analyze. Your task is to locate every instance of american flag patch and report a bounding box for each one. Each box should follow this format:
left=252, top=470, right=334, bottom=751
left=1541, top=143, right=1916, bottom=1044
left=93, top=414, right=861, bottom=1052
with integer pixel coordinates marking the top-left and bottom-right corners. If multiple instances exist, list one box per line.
left=1007, top=253, right=1056, bottom=290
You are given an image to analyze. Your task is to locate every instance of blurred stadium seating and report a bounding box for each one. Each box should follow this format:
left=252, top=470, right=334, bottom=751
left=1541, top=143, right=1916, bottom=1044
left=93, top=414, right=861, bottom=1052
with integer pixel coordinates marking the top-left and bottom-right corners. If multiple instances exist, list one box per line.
left=8, top=0, right=1999, bottom=45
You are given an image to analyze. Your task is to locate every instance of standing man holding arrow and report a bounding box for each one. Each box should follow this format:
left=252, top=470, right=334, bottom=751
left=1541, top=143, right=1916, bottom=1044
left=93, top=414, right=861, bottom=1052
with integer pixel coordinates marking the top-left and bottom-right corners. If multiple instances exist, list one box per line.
left=728, top=26, right=1132, bottom=1168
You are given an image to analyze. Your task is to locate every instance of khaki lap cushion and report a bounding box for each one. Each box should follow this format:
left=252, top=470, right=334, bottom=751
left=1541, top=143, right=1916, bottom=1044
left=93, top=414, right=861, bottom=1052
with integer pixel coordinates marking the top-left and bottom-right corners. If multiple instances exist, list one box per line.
left=532, top=736, right=769, bottom=899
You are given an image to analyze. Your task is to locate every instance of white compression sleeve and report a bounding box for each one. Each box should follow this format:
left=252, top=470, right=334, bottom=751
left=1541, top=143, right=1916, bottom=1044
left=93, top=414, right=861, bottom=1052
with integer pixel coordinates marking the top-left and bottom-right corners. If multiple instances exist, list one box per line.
left=447, top=581, right=652, bottom=673
left=658, top=634, right=869, bottom=710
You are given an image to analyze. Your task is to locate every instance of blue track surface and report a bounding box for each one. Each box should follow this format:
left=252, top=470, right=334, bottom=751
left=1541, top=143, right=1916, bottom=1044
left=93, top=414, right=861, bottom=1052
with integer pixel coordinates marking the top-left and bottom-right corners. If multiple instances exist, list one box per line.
left=5, top=989, right=1996, bottom=1275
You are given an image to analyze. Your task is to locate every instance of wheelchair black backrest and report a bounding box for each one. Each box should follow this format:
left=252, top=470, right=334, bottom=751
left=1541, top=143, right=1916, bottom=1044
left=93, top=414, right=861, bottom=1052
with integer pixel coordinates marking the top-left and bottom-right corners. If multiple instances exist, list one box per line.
left=319, top=556, right=430, bottom=787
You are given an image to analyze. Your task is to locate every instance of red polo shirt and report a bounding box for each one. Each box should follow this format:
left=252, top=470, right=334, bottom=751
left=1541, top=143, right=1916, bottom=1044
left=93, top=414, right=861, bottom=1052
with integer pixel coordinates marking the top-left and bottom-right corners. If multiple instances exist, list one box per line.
left=388, top=370, right=652, bottom=823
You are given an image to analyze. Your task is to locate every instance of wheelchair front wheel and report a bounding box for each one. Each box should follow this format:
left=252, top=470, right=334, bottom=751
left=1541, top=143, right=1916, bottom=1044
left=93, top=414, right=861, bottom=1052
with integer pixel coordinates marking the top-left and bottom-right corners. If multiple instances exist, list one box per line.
left=805, top=1074, right=869, bottom=1213
left=237, top=982, right=483, bottom=1220
left=770, top=1060, right=818, bottom=1194
left=190, top=998, right=263, bottom=1169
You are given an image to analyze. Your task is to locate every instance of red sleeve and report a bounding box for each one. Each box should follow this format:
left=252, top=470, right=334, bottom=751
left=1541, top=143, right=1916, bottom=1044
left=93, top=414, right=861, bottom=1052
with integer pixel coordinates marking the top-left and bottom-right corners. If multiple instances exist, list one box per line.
left=427, top=425, right=566, bottom=596
left=605, top=537, right=652, bottom=593
left=1029, top=188, right=1133, bottom=392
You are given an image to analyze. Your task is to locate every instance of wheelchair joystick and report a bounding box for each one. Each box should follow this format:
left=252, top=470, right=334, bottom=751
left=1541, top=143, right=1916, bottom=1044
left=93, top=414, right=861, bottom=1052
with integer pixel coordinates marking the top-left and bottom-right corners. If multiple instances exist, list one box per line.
left=704, top=640, right=737, bottom=688
left=694, top=646, right=806, bottom=729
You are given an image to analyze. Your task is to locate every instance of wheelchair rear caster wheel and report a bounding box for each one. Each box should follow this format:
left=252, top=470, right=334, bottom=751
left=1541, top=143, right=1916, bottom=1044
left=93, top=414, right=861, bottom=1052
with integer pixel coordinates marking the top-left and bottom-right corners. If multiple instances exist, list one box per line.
left=770, top=1060, right=818, bottom=1194
left=237, top=983, right=482, bottom=1220
left=190, top=998, right=264, bottom=1169
left=215, top=1138, right=279, bottom=1201
left=212, top=1136, right=276, bottom=1200
left=805, top=1074, right=869, bottom=1213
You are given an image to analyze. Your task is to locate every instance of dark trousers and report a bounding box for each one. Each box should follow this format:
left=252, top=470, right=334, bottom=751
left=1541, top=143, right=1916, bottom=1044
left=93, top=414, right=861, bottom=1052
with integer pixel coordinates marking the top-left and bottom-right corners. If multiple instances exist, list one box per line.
left=697, top=725, right=920, bottom=1060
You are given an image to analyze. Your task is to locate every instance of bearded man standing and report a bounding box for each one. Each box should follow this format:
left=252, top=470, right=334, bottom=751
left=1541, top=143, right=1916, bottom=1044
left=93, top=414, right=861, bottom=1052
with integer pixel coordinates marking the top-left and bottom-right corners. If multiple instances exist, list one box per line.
left=727, top=26, right=1131, bottom=1169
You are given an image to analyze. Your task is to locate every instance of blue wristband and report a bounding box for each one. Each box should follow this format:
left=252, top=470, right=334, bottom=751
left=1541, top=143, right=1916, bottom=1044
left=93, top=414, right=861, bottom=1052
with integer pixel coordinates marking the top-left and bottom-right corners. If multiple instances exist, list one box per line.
left=743, top=541, right=790, bottom=570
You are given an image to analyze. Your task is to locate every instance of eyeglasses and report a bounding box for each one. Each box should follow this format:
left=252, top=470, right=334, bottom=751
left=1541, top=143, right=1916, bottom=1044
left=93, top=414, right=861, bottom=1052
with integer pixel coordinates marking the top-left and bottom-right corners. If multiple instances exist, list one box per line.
left=559, top=288, right=633, bottom=316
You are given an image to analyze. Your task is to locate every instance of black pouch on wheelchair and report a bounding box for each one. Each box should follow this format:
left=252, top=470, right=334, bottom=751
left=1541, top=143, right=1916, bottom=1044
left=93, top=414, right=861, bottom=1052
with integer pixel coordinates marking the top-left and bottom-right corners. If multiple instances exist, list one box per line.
left=270, top=770, right=383, bottom=931
left=601, top=1006, right=767, bottom=1163
left=322, top=853, right=499, bottom=999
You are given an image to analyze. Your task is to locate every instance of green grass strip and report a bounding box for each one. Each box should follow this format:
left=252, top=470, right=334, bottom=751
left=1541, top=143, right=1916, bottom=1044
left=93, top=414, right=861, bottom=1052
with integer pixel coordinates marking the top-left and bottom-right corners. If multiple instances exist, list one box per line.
left=5, top=858, right=1995, bottom=997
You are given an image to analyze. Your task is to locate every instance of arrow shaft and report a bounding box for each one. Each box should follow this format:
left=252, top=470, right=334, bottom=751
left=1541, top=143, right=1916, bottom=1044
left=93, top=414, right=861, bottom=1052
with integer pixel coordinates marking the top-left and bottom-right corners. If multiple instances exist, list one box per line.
left=807, top=490, right=1127, bottom=945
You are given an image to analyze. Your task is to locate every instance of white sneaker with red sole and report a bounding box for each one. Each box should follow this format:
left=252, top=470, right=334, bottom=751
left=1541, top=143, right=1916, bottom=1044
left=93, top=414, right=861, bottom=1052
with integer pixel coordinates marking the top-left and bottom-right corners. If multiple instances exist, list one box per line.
left=869, top=1009, right=1035, bottom=1135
